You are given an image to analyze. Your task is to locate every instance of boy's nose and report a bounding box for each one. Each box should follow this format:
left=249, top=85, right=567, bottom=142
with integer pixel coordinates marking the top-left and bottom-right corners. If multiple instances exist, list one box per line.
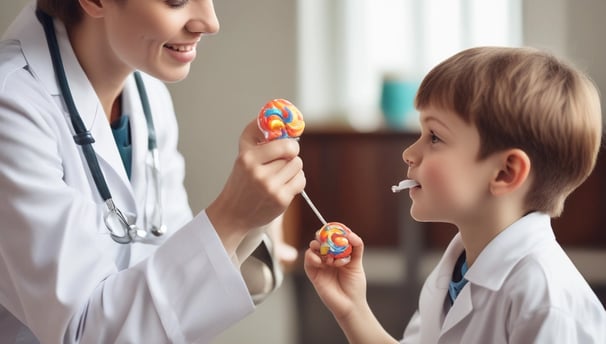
left=402, top=145, right=416, bottom=166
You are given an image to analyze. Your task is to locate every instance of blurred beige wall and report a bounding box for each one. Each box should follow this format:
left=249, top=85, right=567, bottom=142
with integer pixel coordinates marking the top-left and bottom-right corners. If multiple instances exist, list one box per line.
left=0, top=1, right=29, bottom=33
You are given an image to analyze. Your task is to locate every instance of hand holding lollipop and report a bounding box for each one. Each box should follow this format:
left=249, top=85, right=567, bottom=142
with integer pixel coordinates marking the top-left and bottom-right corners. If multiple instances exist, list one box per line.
left=257, top=99, right=352, bottom=260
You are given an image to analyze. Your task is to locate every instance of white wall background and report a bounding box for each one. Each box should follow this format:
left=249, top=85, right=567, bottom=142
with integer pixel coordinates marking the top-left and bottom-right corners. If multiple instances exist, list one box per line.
left=2, top=1, right=606, bottom=343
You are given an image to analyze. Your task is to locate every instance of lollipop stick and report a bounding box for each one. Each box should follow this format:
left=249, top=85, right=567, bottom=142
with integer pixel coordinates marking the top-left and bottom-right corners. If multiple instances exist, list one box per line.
left=300, top=190, right=327, bottom=225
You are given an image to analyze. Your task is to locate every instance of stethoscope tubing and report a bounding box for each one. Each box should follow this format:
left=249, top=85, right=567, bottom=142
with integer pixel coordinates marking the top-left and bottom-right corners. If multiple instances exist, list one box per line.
left=35, top=10, right=164, bottom=244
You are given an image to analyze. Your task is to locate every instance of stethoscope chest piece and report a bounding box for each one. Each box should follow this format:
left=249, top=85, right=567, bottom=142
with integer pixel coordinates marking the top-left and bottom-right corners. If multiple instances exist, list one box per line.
left=104, top=199, right=160, bottom=244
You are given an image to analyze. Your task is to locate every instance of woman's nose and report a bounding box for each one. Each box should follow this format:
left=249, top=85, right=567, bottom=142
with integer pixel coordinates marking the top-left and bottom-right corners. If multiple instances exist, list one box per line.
left=186, top=0, right=220, bottom=35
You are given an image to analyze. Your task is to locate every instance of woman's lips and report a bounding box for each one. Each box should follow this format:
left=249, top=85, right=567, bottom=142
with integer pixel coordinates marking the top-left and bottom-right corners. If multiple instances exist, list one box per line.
left=163, top=42, right=198, bottom=63
left=164, top=43, right=195, bottom=52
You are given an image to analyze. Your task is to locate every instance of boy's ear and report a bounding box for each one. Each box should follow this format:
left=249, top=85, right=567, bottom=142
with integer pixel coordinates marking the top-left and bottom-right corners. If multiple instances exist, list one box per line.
left=78, top=0, right=105, bottom=19
left=490, top=148, right=531, bottom=196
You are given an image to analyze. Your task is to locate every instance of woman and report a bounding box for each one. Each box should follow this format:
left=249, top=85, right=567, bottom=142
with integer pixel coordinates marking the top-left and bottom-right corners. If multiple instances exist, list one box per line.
left=0, top=0, right=305, bottom=342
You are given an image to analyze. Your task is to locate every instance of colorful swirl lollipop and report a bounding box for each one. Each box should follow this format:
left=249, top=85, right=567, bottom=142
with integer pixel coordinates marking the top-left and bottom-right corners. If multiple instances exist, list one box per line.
left=257, top=98, right=305, bottom=141
left=316, top=222, right=352, bottom=259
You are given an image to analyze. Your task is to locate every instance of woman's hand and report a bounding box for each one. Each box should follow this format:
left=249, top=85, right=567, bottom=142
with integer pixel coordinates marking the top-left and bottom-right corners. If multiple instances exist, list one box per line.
left=207, top=118, right=306, bottom=255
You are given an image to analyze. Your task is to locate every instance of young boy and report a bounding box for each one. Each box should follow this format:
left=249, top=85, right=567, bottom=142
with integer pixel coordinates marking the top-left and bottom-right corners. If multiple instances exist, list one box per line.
left=304, top=46, right=606, bottom=343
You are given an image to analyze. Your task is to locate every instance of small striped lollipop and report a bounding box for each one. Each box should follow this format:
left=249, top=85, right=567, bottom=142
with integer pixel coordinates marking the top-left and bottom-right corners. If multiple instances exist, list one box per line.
left=316, top=222, right=352, bottom=259
left=257, top=99, right=305, bottom=141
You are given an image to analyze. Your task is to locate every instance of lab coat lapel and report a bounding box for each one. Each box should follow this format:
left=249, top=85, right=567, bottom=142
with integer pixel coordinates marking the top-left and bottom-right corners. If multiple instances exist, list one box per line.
left=55, top=17, right=136, bottom=214
left=3, top=2, right=55, bottom=94
left=122, top=75, right=149, bottom=217
left=440, top=284, right=473, bottom=335
left=11, top=7, right=136, bottom=213
left=418, top=234, right=465, bottom=342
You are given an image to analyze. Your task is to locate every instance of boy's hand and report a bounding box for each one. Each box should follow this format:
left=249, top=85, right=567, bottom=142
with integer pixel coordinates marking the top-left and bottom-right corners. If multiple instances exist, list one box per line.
left=303, top=230, right=368, bottom=321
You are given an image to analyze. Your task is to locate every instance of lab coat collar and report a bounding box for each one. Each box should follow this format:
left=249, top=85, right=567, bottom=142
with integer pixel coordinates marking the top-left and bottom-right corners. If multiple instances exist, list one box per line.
left=121, top=74, right=151, bottom=203
left=464, top=212, right=554, bottom=291
left=420, top=212, right=554, bottom=338
left=4, top=2, right=85, bottom=102
left=3, top=3, right=54, bottom=95
left=421, top=234, right=474, bottom=336
left=441, top=279, right=473, bottom=334
left=418, top=233, right=465, bottom=342
left=4, top=2, right=137, bottom=213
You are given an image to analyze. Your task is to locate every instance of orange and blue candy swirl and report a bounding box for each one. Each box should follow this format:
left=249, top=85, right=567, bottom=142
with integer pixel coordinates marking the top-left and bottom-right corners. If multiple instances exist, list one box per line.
left=257, top=99, right=305, bottom=141
left=316, top=222, right=352, bottom=259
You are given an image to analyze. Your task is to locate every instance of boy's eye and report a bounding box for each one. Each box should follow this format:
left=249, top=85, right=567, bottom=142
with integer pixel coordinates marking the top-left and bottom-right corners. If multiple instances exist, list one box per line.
left=429, top=131, right=441, bottom=144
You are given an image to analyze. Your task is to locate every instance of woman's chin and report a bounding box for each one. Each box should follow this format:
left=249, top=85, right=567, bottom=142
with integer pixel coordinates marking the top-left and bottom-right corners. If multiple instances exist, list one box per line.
left=145, top=64, right=191, bottom=83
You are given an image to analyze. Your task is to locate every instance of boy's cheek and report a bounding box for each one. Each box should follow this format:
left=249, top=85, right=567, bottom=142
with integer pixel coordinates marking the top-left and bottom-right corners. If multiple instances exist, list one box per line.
left=421, top=164, right=466, bottom=206
left=423, top=164, right=454, bottom=193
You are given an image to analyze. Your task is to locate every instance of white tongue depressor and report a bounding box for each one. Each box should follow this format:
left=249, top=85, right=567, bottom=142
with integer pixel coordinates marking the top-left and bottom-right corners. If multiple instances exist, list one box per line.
left=391, top=179, right=419, bottom=193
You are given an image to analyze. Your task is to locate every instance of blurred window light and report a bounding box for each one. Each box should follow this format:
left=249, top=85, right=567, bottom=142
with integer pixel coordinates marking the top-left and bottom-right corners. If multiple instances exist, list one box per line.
left=298, top=0, right=522, bottom=130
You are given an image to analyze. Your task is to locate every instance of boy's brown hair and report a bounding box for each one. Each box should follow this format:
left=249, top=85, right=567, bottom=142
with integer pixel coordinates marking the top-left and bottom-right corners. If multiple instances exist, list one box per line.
left=415, top=46, right=602, bottom=217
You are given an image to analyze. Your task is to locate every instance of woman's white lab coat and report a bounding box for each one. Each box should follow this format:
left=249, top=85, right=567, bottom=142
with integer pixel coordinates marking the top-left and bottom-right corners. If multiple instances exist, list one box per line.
left=401, top=212, right=606, bottom=343
left=0, top=3, right=277, bottom=343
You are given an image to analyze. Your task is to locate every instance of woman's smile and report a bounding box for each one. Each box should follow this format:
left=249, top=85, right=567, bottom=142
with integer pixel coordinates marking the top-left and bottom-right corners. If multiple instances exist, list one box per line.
left=163, top=43, right=196, bottom=52
left=163, top=41, right=198, bottom=63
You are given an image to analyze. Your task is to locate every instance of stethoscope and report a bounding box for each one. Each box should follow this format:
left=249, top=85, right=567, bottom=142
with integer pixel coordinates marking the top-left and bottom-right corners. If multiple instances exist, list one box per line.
left=36, top=10, right=166, bottom=244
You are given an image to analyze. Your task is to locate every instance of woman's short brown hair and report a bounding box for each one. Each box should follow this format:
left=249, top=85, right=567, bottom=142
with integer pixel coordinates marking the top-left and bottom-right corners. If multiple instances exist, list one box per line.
left=36, top=0, right=84, bottom=27
left=36, top=0, right=126, bottom=27
left=415, top=46, right=602, bottom=217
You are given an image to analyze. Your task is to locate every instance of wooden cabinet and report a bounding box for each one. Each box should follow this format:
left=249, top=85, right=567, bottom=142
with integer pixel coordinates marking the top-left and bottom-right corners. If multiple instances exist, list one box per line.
left=285, top=129, right=606, bottom=251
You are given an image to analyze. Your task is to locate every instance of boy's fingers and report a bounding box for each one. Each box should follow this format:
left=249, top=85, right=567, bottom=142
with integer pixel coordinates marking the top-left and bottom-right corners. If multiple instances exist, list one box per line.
left=309, top=239, right=321, bottom=250
left=334, top=256, right=352, bottom=266
left=304, top=248, right=323, bottom=267
left=346, top=231, right=364, bottom=259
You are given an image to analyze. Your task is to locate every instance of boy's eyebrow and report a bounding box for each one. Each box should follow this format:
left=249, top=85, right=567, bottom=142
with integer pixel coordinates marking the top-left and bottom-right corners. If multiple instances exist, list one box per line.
left=423, top=115, right=452, bottom=134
